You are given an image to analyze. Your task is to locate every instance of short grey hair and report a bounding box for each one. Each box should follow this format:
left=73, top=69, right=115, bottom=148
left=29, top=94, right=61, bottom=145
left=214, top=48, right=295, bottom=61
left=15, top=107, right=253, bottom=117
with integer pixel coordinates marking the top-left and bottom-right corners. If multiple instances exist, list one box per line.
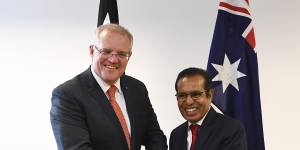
left=92, top=24, right=133, bottom=50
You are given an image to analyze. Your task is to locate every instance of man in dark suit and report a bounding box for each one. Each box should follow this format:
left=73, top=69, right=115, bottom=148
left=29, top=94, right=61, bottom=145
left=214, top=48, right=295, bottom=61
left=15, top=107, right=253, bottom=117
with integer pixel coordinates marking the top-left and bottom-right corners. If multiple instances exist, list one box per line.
left=169, top=67, right=247, bottom=150
left=50, top=24, right=167, bottom=150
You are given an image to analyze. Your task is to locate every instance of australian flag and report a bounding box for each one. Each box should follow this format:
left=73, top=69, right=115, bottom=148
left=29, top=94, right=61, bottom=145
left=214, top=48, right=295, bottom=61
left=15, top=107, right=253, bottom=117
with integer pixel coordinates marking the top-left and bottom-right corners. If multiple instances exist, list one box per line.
left=206, top=0, right=265, bottom=150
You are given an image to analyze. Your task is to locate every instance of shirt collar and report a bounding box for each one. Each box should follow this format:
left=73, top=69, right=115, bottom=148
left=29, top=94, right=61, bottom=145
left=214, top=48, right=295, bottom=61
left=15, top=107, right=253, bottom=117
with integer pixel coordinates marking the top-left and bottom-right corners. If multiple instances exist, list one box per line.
left=91, top=67, right=122, bottom=94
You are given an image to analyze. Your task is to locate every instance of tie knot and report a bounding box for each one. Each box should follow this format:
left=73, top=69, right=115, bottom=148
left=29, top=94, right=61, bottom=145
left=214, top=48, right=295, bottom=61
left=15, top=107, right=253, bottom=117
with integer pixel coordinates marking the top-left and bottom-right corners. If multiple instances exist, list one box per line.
left=190, top=124, right=200, bottom=134
left=107, top=85, right=117, bottom=100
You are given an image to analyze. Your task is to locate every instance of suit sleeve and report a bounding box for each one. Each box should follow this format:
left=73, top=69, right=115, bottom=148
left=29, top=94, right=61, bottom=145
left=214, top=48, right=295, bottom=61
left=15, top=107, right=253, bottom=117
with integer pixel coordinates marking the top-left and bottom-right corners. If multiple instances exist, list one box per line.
left=222, top=121, right=248, bottom=150
left=50, top=86, right=93, bottom=150
left=142, top=85, right=168, bottom=150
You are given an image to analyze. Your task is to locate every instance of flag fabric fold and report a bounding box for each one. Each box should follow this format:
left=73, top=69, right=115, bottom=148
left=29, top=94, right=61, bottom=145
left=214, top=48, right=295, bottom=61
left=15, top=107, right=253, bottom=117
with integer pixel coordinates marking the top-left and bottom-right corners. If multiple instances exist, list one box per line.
left=206, top=0, right=265, bottom=149
left=98, top=0, right=119, bottom=26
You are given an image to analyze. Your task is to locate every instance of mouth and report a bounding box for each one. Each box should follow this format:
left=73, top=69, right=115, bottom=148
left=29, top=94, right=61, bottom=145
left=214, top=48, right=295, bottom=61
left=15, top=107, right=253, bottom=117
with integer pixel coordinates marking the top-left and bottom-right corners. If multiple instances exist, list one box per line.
left=104, top=64, right=118, bottom=70
left=185, top=107, right=198, bottom=113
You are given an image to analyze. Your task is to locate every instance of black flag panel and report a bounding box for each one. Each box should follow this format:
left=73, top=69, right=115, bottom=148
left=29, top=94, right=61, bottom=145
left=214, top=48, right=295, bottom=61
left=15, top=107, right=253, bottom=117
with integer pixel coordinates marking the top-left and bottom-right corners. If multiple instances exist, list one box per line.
left=97, top=0, right=119, bottom=26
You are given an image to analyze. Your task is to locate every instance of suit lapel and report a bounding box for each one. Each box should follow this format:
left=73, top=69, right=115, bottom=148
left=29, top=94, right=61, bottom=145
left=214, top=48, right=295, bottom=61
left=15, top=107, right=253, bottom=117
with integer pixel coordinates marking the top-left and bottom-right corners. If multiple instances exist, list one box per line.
left=178, top=122, right=189, bottom=150
left=196, top=107, right=217, bottom=150
left=81, top=67, right=127, bottom=147
left=120, top=75, right=136, bottom=150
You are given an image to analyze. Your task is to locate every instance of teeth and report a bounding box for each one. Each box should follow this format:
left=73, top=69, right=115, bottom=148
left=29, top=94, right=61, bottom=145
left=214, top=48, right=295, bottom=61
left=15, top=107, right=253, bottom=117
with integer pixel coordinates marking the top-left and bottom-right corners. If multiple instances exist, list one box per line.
left=105, top=65, right=117, bottom=69
left=186, top=108, right=197, bottom=112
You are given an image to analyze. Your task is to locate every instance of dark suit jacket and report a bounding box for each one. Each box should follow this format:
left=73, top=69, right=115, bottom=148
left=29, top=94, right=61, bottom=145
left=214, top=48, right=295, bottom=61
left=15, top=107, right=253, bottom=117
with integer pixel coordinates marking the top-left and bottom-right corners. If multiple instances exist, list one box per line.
left=50, top=68, right=167, bottom=150
left=169, top=107, right=247, bottom=150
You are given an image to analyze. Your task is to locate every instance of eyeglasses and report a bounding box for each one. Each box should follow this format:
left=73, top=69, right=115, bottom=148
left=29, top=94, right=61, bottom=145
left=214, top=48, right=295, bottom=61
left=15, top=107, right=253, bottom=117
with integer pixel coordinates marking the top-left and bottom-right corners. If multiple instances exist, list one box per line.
left=175, top=91, right=206, bottom=102
left=94, top=46, right=131, bottom=60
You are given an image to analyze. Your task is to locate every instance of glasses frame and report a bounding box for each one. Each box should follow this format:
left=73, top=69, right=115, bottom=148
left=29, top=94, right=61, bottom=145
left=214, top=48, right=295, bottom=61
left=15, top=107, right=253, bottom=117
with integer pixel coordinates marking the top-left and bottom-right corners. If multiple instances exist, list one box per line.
left=175, top=90, right=206, bottom=102
left=93, top=45, right=131, bottom=61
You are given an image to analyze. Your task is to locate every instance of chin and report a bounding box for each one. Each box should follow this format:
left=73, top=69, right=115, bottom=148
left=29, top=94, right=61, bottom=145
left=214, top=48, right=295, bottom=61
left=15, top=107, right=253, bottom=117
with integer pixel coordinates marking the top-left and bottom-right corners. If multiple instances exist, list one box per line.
left=188, top=119, right=199, bottom=123
left=184, top=116, right=201, bottom=123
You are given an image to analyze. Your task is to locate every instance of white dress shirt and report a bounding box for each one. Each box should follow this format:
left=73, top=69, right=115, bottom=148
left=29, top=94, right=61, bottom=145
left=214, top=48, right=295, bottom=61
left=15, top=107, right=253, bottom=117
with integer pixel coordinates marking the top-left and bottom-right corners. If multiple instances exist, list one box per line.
left=187, top=106, right=211, bottom=150
left=91, top=68, right=131, bottom=135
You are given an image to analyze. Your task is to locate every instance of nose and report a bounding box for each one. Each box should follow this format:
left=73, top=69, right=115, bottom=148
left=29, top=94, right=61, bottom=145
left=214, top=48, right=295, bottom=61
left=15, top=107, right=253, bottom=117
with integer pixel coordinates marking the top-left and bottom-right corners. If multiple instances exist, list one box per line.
left=107, top=54, right=119, bottom=62
left=185, top=96, right=194, bottom=105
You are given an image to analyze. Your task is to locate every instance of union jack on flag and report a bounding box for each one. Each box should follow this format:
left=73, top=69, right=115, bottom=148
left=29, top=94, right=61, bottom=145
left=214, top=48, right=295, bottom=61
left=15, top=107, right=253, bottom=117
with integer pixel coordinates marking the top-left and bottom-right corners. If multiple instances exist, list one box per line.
left=207, top=0, right=265, bottom=150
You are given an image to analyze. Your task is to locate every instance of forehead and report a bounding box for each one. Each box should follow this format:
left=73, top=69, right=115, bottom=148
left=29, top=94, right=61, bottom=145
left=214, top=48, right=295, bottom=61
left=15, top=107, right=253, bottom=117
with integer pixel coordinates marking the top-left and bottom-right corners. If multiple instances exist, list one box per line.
left=178, top=75, right=205, bottom=91
left=97, top=30, right=131, bottom=52
left=99, top=30, right=130, bottom=42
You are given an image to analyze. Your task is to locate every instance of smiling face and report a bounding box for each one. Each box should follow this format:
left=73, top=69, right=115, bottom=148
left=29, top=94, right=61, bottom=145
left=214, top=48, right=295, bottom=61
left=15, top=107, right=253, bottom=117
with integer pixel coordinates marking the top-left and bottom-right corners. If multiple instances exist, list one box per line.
left=90, top=30, right=132, bottom=85
left=177, top=75, right=212, bottom=123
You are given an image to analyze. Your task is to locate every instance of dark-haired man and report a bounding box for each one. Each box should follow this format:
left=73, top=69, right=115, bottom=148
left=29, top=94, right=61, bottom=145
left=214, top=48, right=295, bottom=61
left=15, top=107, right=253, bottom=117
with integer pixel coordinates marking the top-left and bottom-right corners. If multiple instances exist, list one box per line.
left=169, top=67, right=247, bottom=150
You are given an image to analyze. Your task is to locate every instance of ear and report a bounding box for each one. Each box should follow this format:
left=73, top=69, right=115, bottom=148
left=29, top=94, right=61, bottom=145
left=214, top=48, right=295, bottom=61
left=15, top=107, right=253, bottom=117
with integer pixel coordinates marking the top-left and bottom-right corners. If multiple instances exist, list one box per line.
left=127, top=51, right=132, bottom=61
left=208, top=88, right=214, bottom=100
left=89, top=45, right=94, bottom=57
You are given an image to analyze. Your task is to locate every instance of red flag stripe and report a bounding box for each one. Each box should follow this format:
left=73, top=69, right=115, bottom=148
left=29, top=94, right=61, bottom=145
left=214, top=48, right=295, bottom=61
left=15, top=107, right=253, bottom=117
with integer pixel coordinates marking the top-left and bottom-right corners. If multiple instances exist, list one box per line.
left=219, top=2, right=250, bottom=15
left=245, top=28, right=256, bottom=49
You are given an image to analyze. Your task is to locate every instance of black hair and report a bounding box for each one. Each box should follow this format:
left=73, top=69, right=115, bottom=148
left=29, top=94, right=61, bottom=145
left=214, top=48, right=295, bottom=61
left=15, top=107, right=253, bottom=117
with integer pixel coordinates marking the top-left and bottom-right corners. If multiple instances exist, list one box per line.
left=175, top=67, right=212, bottom=95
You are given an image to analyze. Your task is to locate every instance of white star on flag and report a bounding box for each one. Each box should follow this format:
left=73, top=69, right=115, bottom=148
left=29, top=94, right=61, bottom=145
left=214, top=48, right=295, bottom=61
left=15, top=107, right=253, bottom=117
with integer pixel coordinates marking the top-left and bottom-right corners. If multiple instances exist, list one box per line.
left=211, top=54, right=246, bottom=93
